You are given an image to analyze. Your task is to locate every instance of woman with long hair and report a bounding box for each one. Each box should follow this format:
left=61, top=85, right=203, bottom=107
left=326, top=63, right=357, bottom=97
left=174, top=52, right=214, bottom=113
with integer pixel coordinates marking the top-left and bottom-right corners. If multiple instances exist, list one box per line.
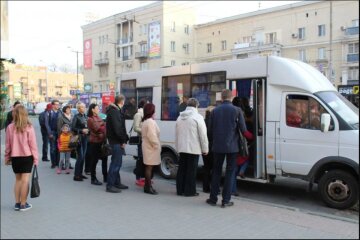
left=141, top=103, right=161, bottom=195
left=5, top=105, right=39, bottom=211
left=87, top=103, right=107, bottom=185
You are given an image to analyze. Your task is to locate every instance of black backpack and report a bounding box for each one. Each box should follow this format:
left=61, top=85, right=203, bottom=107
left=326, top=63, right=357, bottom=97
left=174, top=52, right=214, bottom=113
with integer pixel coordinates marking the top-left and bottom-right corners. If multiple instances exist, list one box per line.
left=39, top=111, right=46, bottom=127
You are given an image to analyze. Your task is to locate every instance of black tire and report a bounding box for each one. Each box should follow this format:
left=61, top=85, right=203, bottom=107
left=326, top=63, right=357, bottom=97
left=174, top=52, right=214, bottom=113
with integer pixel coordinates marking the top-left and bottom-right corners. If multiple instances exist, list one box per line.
left=159, top=151, right=178, bottom=179
left=318, top=169, right=359, bottom=210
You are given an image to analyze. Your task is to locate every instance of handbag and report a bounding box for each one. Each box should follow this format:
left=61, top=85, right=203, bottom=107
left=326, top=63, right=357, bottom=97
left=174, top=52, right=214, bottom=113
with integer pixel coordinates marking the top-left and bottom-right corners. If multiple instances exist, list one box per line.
left=30, top=165, right=40, bottom=198
left=101, top=141, right=112, bottom=157
left=128, top=126, right=140, bottom=145
left=238, top=128, right=249, bottom=157
left=68, top=134, right=80, bottom=149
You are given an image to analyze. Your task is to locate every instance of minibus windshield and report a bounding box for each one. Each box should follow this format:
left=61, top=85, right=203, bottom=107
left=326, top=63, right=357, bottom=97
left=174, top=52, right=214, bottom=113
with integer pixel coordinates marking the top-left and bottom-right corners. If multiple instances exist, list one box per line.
left=316, top=91, right=359, bottom=130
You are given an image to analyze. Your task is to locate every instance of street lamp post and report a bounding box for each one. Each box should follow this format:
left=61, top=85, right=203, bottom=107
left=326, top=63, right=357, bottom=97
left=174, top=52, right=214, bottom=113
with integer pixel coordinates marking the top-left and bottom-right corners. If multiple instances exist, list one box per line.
left=40, top=60, right=48, bottom=101
left=107, top=40, right=118, bottom=92
left=68, top=47, right=83, bottom=92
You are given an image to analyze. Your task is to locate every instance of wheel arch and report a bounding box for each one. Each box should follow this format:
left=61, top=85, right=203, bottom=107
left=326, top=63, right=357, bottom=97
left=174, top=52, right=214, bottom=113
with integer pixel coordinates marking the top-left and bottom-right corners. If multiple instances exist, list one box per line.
left=161, top=145, right=179, bottom=163
left=306, top=156, right=359, bottom=184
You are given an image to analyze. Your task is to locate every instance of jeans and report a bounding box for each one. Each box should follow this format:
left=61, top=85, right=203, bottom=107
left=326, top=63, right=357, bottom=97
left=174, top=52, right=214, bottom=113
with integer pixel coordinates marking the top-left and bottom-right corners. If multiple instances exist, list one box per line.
left=231, top=161, right=249, bottom=193
left=176, top=153, right=199, bottom=196
left=202, top=151, right=213, bottom=192
left=49, top=131, right=59, bottom=166
left=40, top=128, right=49, bottom=161
left=59, top=152, right=71, bottom=170
left=107, top=144, right=124, bottom=188
left=209, top=152, right=237, bottom=204
left=74, top=135, right=88, bottom=177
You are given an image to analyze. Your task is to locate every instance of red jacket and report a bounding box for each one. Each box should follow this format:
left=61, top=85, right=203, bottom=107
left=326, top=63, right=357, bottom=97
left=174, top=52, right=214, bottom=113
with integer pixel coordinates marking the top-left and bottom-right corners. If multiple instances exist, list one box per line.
left=87, top=115, right=106, bottom=143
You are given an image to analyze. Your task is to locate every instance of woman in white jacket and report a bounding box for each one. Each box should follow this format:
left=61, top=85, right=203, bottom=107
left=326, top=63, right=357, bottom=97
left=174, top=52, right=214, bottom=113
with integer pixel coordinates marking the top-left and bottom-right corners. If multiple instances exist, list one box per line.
left=175, top=98, right=209, bottom=196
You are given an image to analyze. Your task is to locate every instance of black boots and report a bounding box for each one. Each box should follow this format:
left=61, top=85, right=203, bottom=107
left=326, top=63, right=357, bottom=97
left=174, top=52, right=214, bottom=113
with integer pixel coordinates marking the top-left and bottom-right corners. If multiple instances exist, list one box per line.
left=144, top=184, right=158, bottom=195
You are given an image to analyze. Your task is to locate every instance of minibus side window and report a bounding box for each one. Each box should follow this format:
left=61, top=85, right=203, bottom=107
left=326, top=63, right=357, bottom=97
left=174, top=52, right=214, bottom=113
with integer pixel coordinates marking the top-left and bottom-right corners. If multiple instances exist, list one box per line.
left=286, top=95, right=333, bottom=130
left=121, top=80, right=137, bottom=119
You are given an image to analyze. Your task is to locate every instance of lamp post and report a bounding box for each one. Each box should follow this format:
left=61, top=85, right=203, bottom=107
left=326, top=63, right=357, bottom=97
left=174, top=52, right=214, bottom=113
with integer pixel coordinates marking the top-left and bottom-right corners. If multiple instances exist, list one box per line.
left=107, top=40, right=117, bottom=91
left=68, top=47, right=83, bottom=92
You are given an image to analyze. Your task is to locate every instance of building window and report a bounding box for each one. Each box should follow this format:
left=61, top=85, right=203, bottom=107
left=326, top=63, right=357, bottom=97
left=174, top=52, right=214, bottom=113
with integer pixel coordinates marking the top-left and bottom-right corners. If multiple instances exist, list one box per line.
left=298, top=27, right=305, bottom=40
left=221, top=40, right=227, bottom=50
left=348, top=67, right=359, bottom=80
left=140, top=62, right=148, bottom=71
left=348, top=43, right=359, bottom=54
left=171, top=60, right=176, bottom=66
left=143, top=24, right=148, bottom=35
left=318, top=24, right=325, bottom=36
left=184, top=24, right=189, bottom=35
left=266, top=32, right=277, bottom=44
left=170, top=41, right=176, bottom=52
left=170, top=21, right=175, bottom=32
left=243, top=36, right=252, bottom=43
left=99, top=52, right=102, bottom=59
left=318, top=48, right=326, bottom=59
left=117, top=48, right=121, bottom=58
left=299, top=49, right=306, bottom=62
left=183, top=43, right=189, bottom=54
left=104, top=51, right=108, bottom=58
left=207, top=43, right=212, bottom=53
left=352, top=19, right=359, bottom=27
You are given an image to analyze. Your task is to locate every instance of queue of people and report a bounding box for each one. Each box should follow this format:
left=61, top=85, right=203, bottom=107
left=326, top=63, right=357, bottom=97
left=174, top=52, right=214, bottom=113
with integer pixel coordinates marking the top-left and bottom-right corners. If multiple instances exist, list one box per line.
left=4, top=89, right=253, bottom=211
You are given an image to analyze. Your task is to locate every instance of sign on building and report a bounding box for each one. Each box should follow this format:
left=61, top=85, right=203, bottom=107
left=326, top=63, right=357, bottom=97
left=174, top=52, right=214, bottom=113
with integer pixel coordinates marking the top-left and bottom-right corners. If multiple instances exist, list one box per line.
left=84, top=39, right=92, bottom=69
left=148, top=21, right=161, bottom=58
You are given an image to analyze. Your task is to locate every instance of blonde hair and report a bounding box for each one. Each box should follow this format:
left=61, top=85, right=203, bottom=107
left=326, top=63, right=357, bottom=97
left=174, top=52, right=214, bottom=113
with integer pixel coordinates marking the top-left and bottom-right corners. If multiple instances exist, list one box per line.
left=13, top=105, right=31, bottom=133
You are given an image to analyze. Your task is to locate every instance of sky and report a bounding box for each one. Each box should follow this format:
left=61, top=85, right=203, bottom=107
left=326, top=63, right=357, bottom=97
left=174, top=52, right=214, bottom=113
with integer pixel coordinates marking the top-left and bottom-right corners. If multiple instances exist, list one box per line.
left=7, top=1, right=298, bottom=70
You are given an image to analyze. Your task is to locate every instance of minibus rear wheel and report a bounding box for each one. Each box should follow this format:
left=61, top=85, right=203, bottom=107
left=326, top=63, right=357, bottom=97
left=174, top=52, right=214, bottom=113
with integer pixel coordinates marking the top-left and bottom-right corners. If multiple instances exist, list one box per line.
left=318, top=169, right=358, bottom=210
left=159, top=152, right=178, bottom=179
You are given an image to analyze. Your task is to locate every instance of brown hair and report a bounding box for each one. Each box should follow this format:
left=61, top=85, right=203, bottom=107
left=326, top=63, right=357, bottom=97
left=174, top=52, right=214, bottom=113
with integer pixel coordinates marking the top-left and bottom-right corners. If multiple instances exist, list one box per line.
left=13, top=105, right=31, bottom=133
left=142, top=103, right=155, bottom=122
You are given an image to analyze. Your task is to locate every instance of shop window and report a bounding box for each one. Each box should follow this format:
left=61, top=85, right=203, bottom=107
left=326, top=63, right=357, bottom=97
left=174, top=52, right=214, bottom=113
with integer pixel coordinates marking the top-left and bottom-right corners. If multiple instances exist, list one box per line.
left=161, top=75, right=191, bottom=120
left=121, top=80, right=137, bottom=119
left=286, top=95, right=332, bottom=130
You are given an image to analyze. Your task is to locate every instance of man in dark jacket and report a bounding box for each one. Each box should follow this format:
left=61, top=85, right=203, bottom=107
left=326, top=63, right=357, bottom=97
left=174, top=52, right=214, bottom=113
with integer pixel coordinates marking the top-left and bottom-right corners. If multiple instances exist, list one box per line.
left=206, top=89, right=248, bottom=208
left=39, top=103, right=52, bottom=162
left=5, top=101, right=21, bottom=131
left=105, top=95, right=129, bottom=193
left=46, top=99, right=61, bottom=168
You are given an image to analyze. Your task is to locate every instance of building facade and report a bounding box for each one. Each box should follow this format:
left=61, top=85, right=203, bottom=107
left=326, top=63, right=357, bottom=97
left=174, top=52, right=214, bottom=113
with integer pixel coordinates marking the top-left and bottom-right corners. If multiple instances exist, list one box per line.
left=82, top=1, right=359, bottom=93
left=2, top=62, right=84, bottom=104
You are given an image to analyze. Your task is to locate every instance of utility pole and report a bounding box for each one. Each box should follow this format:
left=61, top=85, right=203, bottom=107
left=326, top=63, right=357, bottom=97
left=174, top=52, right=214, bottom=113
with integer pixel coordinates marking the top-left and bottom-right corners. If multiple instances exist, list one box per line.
left=328, top=1, right=333, bottom=85
left=68, top=47, right=83, bottom=96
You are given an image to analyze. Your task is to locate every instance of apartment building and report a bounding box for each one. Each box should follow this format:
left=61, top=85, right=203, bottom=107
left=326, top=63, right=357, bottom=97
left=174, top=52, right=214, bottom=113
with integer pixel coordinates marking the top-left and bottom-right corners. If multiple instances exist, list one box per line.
left=2, top=62, right=84, bottom=103
left=82, top=1, right=358, bottom=92
left=81, top=1, right=196, bottom=93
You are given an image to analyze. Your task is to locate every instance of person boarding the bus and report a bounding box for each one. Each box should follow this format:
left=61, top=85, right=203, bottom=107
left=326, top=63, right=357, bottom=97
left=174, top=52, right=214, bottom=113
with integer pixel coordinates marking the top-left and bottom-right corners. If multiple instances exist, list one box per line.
left=175, top=98, right=208, bottom=197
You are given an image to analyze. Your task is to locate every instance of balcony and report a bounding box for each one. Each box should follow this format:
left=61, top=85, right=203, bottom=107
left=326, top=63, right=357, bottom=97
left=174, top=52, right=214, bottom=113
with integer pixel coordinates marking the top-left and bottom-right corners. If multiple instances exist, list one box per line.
left=135, top=51, right=149, bottom=59
left=95, top=58, right=109, bottom=66
left=316, top=58, right=329, bottom=64
left=347, top=54, right=359, bottom=63
left=345, top=27, right=359, bottom=36
left=117, top=36, right=133, bottom=45
left=122, top=55, right=130, bottom=61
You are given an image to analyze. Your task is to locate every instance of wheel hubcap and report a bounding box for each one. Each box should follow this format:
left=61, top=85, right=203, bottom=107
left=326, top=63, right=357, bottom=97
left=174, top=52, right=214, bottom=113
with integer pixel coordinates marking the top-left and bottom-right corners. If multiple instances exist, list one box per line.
left=161, top=157, right=176, bottom=176
left=327, top=180, right=349, bottom=201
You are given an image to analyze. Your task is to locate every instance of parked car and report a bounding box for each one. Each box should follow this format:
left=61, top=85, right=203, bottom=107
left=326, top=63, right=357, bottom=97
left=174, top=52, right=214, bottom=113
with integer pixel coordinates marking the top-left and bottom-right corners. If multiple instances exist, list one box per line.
left=34, top=102, right=49, bottom=115
left=26, top=107, right=36, bottom=116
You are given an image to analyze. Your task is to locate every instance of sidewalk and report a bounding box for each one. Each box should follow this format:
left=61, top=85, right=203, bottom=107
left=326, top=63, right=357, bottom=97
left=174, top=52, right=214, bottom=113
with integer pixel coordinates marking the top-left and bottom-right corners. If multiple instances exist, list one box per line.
left=1, top=152, right=359, bottom=239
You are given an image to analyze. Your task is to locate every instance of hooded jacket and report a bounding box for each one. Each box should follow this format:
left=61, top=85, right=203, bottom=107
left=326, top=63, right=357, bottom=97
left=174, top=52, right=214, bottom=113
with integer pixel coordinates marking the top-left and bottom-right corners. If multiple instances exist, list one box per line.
left=175, top=107, right=209, bottom=155
left=106, top=103, right=128, bottom=144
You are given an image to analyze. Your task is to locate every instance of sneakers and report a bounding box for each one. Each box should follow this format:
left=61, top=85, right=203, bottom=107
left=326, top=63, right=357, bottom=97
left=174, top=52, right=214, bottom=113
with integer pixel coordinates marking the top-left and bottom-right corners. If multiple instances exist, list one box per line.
left=19, top=202, right=32, bottom=211
left=135, top=179, right=145, bottom=187
left=56, top=168, right=62, bottom=174
left=14, top=203, right=20, bottom=211
left=114, top=183, right=129, bottom=189
left=106, top=186, right=122, bottom=193
left=206, top=199, right=217, bottom=206
left=91, top=179, right=103, bottom=185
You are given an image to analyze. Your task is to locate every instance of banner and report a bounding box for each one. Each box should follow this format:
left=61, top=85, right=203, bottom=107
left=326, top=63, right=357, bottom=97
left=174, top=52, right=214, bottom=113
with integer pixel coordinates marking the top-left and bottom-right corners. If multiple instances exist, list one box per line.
left=148, top=21, right=161, bottom=58
left=101, top=91, right=115, bottom=113
left=84, top=39, right=92, bottom=69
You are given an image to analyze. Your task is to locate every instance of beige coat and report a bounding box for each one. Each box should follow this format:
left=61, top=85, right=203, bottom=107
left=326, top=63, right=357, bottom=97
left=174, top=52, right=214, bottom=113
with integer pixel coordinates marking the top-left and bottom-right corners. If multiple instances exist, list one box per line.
left=141, top=118, right=161, bottom=165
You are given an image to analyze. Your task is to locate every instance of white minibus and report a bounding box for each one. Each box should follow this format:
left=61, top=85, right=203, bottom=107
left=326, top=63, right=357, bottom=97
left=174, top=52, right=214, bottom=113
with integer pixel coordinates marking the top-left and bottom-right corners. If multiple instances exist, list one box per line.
left=119, top=56, right=359, bottom=209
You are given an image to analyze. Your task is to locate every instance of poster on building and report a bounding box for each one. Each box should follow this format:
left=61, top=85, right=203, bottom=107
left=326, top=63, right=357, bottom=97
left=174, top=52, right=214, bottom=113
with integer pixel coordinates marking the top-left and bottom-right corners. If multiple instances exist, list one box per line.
left=83, top=39, right=92, bottom=69
left=13, top=83, right=22, bottom=99
left=101, top=91, right=115, bottom=113
left=148, top=21, right=161, bottom=58
left=79, top=93, right=90, bottom=107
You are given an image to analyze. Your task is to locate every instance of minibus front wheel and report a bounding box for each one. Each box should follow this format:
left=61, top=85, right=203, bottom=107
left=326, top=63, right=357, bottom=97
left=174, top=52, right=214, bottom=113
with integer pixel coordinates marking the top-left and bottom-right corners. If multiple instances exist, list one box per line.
left=318, top=169, right=359, bottom=210
left=159, top=151, right=178, bottom=179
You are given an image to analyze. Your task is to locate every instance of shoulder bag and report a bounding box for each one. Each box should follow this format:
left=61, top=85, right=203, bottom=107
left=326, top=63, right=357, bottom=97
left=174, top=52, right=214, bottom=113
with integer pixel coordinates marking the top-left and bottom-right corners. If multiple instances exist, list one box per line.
left=101, top=140, right=112, bottom=158
left=128, top=126, right=140, bottom=145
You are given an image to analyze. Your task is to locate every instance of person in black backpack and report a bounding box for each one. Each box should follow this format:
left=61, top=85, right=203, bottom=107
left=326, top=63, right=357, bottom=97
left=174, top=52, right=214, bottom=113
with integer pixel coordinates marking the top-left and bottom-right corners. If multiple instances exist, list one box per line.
left=39, top=103, right=52, bottom=162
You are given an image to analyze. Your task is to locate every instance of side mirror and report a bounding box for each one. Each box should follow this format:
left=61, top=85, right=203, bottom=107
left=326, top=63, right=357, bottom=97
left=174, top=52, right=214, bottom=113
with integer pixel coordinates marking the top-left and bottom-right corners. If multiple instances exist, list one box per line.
left=321, top=113, right=331, bottom=132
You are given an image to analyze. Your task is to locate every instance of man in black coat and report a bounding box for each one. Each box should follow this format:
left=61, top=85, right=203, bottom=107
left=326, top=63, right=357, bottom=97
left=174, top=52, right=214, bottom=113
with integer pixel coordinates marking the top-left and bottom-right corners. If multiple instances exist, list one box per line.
left=105, top=95, right=129, bottom=193
left=5, top=101, right=21, bottom=131
left=206, top=89, right=248, bottom=208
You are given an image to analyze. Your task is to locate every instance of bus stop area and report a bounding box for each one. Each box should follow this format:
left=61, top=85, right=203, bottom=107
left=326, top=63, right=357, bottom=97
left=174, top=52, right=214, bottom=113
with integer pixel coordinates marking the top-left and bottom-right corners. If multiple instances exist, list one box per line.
left=1, top=131, right=358, bottom=239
